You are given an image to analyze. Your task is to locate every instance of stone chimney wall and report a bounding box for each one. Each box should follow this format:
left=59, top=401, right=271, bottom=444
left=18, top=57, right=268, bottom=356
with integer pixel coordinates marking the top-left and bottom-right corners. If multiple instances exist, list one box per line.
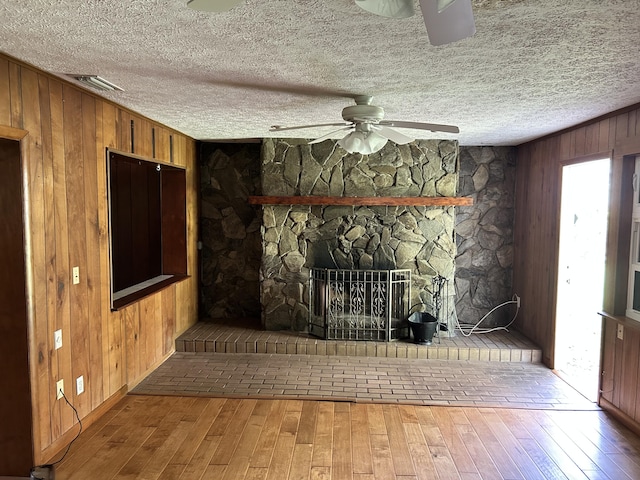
left=259, top=138, right=460, bottom=331
left=199, top=143, right=262, bottom=319
left=197, top=141, right=516, bottom=333
left=455, top=146, right=516, bottom=327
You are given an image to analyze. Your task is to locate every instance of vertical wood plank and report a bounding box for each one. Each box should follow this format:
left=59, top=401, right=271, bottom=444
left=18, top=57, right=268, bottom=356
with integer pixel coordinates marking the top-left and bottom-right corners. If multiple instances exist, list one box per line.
left=94, top=99, right=110, bottom=400
left=101, top=102, right=125, bottom=397
left=598, top=119, right=611, bottom=153
left=573, top=125, right=587, bottom=157
left=140, top=296, right=155, bottom=372
left=9, top=62, right=22, bottom=128
left=0, top=57, right=11, bottom=124
left=36, top=73, right=55, bottom=454
left=559, top=132, right=571, bottom=160
left=82, top=93, right=104, bottom=411
left=627, top=110, right=636, bottom=139
left=349, top=404, right=373, bottom=475
left=117, top=109, right=132, bottom=153
left=124, top=303, right=141, bottom=385
left=616, top=112, right=629, bottom=141
left=63, top=84, right=91, bottom=420
left=136, top=117, right=153, bottom=159
left=618, top=329, right=639, bottom=415
left=332, top=404, right=353, bottom=480
left=430, top=407, right=478, bottom=477
left=162, top=285, right=177, bottom=356
left=382, top=404, right=416, bottom=476
left=156, top=126, right=171, bottom=162
left=636, top=339, right=640, bottom=422
left=600, top=319, right=617, bottom=404
left=310, top=402, right=334, bottom=468
left=584, top=122, right=599, bottom=154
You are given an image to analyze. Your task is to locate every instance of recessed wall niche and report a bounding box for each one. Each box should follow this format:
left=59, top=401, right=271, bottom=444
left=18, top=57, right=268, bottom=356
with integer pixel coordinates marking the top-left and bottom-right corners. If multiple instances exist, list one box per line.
left=107, top=149, right=187, bottom=309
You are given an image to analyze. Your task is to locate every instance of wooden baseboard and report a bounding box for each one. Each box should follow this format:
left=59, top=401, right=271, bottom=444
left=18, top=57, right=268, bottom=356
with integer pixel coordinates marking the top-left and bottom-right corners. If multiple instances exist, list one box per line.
left=39, top=385, right=127, bottom=465
left=598, top=397, right=640, bottom=437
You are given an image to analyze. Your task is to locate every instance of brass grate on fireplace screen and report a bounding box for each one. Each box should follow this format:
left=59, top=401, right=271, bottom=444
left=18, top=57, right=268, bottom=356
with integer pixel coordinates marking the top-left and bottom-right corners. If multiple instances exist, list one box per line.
left=309, top=268, right=411, bottom=341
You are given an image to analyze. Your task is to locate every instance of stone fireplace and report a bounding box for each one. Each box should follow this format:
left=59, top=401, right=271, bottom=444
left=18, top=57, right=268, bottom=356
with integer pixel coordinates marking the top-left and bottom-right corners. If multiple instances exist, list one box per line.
left=257, top=138, right=460, bottom=334
left=309, top=267, right=411, bottom=341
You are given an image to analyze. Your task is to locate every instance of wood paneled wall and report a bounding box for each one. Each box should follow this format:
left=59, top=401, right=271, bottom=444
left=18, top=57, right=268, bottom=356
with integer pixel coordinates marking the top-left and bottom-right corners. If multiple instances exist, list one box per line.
left=0, top=53, right=198, bottom=464
left=600, top=314, right=640, bottom=436
left=514, top=104, right=640, bottom=367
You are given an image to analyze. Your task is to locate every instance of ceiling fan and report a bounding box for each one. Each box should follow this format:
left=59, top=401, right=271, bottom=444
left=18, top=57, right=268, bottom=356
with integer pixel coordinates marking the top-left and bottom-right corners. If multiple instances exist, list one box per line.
left=269, top=95, right=459, bottom=155
left=187, top=0, right=475, bottom=46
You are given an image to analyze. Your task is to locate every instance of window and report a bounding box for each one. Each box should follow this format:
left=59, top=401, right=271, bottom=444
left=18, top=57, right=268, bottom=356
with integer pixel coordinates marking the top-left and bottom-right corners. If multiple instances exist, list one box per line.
left=626, top=155, right=640, bottom=321
left=107, top=149, right=187, bottom=309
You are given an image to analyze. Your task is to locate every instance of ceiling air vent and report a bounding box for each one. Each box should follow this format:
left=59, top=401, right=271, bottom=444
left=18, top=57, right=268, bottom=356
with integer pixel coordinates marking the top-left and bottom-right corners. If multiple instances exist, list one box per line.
left=70, top=75, right=124, bottom=92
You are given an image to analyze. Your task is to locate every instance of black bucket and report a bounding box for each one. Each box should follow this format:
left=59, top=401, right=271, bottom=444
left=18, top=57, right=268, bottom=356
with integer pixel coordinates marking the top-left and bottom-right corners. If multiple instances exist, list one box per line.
left=407, top=311, right=438, bottom=345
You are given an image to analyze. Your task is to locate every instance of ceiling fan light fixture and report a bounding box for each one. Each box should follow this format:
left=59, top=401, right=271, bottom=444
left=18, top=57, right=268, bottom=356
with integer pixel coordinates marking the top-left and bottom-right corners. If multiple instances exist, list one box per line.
left=338, top=130, right=388, bottom=154
left=354, top=0, right=414, bottom=19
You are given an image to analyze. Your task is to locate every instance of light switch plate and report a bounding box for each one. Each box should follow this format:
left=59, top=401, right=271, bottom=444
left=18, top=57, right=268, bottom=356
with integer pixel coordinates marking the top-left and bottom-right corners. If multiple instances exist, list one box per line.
left=54, top=329, right=63, bottom=350
left=617, top=324, right=624, bottom=340
left=72, top=266, right=80, bottom=285
left=76, top=375, right=84, bottom=395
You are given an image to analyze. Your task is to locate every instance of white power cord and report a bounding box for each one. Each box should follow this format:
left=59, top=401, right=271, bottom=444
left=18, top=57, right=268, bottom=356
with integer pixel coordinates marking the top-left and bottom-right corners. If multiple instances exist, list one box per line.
left=455, top=294, right=520, bottom=337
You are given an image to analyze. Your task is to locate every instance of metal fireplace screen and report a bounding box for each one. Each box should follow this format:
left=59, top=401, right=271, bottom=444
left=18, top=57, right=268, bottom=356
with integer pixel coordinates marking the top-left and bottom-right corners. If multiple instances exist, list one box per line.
left=309, top=268, right=411, bottom=341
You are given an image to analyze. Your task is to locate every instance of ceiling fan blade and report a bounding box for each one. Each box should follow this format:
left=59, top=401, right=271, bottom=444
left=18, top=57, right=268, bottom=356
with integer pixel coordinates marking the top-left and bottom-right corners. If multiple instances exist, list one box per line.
left=209, top=78, right=359, bottom=100
left=380, top=120, right=459, bottom=134
left=354, top=0, right=414, bottom=18
left=309, top=127, right=354, bottom=144
left=373, top=125, right=414, bottom=145
left=186, top=0, right=244, bottom=12
left=419, top=0, right=475, bottom=46
left=270, top=123, right=348, bottom=133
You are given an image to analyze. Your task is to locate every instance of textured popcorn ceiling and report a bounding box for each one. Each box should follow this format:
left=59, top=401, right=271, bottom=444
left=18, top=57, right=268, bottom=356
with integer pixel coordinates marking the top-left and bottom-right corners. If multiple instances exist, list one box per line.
left=1, top=0, right=639, bottom=146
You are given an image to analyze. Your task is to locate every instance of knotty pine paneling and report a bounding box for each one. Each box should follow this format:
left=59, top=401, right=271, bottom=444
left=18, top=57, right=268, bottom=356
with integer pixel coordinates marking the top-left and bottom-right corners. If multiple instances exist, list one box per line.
left=0, top=52, right=198, bottom=464
left=514, top=105, right=640, bottom=367
left=0, top=58, right=10, bottom=124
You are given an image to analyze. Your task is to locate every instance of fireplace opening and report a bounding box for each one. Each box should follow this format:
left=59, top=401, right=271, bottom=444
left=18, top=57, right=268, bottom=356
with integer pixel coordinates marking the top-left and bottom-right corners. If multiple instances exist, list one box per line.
left=309, top=268, right=411, bottom=341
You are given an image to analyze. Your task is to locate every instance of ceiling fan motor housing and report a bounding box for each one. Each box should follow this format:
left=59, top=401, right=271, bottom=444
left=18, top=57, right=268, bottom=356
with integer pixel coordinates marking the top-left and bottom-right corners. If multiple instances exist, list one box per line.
left=342, top=104, right=385, bottom=123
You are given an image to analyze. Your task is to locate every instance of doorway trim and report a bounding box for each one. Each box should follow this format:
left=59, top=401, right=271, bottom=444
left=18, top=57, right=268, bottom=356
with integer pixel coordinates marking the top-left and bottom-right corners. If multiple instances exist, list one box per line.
left=553, top=156, right=610, bottom=401
left=0, top=124, right=41, bottom=461
left=547, top=152, right=614, bottom=369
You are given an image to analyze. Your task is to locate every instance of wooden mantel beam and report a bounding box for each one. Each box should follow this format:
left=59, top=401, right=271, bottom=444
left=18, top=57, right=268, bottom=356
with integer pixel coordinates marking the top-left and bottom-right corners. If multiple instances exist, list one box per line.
left=248, top=195, right=473, bottom=207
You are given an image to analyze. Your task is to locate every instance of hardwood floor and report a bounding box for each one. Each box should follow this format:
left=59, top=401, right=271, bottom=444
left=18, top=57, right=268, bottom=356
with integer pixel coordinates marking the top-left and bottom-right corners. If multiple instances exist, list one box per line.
left=54, top=395, right=640, bottom=480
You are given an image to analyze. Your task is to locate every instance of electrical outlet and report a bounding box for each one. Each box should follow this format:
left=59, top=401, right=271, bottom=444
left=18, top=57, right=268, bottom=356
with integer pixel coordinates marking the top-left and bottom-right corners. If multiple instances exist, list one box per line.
left=56, top=379, right=64, bottom=400
left=54, top=329, right=63, bottom=350
left=76, top=375, right=84, bottom=395
left=72, top=266, right=80, bottom=285
left=617, top=324, right=624, bottom=340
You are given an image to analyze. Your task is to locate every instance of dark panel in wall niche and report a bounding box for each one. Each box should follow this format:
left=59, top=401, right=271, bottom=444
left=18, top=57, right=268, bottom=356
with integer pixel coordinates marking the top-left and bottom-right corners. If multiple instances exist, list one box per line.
left=455, top=146, right=516, bottom=327
left=199, top=142, right=262, bottom=321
